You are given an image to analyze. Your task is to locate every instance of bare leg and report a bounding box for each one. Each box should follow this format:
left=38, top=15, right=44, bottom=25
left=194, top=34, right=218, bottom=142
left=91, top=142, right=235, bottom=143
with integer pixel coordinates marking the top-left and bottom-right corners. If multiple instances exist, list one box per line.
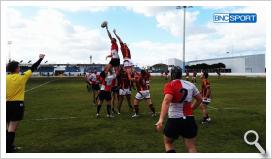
left=118, top=95, right=124, bottom=113
left=184, top=138, right=197, bottom=153
left=164, top=136, right=175, bottom=152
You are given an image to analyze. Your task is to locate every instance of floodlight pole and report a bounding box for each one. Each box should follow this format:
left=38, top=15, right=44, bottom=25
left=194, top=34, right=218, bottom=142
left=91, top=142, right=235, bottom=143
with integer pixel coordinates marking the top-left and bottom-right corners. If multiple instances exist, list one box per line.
left=176, top=6, right=192, bottom=72
left=8, top=41, right=12, bottom=62
left=182, top=6, right=186, bottom=73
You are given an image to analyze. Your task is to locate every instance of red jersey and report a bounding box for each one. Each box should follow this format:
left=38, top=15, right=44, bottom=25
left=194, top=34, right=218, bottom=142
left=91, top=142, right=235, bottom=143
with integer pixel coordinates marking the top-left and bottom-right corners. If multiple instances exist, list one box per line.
left=111, top=40, right=119, bottom=59
left=118, top=72, right=131, bottom=89
left=135, top=73, right=148, bottom=91
left=164, top=79, right=200, bottom=118
left=120, top=43, right=131, bottom=59
left=201, top=79, right=210, bottom=98
left=100, top=74, right=116, bottom=92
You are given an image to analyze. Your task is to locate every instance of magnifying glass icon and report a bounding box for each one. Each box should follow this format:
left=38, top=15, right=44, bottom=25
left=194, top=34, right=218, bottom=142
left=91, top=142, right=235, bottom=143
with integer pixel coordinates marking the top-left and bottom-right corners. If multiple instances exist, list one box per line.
left=244, top=130, right=265, bottom=154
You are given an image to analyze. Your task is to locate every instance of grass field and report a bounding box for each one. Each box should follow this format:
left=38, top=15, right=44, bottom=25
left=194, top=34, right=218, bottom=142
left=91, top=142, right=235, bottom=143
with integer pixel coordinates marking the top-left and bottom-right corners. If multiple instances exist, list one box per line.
left=15, top=76, right=266, bottom=153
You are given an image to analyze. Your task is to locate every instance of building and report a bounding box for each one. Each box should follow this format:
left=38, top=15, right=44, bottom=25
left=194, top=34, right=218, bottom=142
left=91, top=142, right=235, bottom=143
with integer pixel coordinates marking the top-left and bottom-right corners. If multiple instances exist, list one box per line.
left=187, top=54, right=265, bottom=73
left=167, top=58, right=183, bottom=67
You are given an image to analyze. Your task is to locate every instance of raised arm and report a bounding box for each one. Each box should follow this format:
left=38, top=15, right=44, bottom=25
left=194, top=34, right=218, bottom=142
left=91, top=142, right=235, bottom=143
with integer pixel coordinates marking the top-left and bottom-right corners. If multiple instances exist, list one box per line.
left=106, top=26, right=113, bottom=41
left=31, top=54, right=45, bottom=72
left=113, top=29, right=123, bottom=43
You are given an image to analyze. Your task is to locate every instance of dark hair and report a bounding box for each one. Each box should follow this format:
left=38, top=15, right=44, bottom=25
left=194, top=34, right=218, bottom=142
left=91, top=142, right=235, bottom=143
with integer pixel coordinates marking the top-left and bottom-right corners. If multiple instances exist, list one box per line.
left=112, top=38, right=117, bottom=42
left=141, top=69, right=146, bottom=75
left=203, top=71, right=209, bottom=79
left=171, top=66, right=182, bottom=80
left=7, top=61, right=19, bottom=73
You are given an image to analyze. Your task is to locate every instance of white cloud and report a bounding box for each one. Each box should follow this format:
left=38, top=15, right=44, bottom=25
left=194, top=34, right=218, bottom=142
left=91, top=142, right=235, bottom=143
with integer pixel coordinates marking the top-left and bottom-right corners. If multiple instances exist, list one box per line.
left=7, top=8, right=110, bottom=64
left=51, top=6, right=109, bottom=12
left=185, top=6, right=266, bottom=61
left=126, top=6, right=173, bottom=17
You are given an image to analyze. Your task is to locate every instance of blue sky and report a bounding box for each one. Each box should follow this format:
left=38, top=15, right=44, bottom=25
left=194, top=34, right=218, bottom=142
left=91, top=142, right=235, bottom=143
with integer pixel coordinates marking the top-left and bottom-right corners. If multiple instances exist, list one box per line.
left=6, top=6, right=266, bottom=65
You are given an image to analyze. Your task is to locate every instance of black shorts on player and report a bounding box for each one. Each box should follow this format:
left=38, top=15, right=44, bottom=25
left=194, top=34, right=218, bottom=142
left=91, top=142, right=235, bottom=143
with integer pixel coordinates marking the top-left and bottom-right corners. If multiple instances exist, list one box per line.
left=6, top=101, right=25, bottom=122
left=92, top=84, right=100, bottom=91
left=164, top=116, right=197, bottom=139
left=111, top=86, right=119, bottom=93
left=109, top=58, right=120, bottom=67
left=98, top=90, right=112, bottom=101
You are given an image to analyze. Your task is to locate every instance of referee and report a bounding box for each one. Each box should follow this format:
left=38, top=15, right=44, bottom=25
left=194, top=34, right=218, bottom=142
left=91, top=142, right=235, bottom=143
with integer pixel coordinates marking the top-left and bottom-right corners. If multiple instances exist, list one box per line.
left=6, top=54, right=45, bottom=153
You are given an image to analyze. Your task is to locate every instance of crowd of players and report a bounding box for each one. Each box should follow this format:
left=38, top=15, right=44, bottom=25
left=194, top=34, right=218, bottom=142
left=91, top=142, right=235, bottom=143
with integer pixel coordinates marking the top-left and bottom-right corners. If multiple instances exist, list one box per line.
left=85, top=25, right=156, bottom=118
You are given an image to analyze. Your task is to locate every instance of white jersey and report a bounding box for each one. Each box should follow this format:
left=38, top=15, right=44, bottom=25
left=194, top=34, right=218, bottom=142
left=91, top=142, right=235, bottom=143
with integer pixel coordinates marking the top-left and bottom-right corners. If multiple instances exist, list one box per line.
left=164, top=80, right=200, bottom=118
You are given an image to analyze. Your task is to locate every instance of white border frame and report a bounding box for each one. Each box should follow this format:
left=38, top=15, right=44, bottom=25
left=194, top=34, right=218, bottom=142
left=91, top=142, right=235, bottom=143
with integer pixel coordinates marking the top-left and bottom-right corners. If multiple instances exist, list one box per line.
left=1, top=1, right=271, bottom=159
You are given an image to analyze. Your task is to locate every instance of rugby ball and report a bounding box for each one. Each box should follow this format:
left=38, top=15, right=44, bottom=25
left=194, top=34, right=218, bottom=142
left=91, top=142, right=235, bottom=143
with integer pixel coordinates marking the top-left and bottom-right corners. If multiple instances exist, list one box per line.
left=101, top=21, right=108, bottom=28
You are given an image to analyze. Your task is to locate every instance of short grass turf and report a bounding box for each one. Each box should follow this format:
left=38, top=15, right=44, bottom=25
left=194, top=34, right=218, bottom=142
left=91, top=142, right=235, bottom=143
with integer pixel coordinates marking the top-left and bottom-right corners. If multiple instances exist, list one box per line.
left=14, top=76, right=266, bottom=153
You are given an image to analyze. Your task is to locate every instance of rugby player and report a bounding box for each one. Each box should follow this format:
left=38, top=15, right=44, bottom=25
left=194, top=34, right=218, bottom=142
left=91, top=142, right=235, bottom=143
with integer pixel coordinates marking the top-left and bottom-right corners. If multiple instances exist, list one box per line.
left=113, top=29, right=133, bottom=81
left=155, top=66, right=202, bottom=153
left=88, top=70, right=100, bottom=105
left=103, top=25, right=120, bottom=75
left=185, top=69, right=190, bottom=81
left=6, top=54, right=45, bottom=153
left=117, top=67, right=133, bottom=114
left=96, top=68, right=116, bottom=118
left=192, top=71, right=197, bottom=84
left=200, top=71, right=212, bottom=124
left=132, top=70, right=155, bottom=118
left=85, top=71, right=92, bottom=93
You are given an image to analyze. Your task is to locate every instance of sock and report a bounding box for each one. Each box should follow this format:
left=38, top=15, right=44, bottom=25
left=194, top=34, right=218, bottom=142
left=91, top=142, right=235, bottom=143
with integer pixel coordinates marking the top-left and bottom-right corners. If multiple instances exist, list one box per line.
left=149, top=104, right=155, bottom=114
left=166, top=149, right=176, bottom=153
left=6, top=132, right=15, bottom=153
left=112, top=108, right=116, bottom=113
left=134, top=105, right=139, bottom=114
left=107, top=105, right=111, bottom=115
left=97, top=105, right=102, bottom=114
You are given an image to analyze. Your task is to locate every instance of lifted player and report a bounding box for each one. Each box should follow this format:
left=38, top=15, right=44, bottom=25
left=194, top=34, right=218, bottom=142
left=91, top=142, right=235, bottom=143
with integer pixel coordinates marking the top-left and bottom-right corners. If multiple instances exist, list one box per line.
left=155, top=66, right=202, bottom=153
left=132, top=70, right=155, bottom=118
left=200, top=71, right=212, bottom=124
left=117, top=67, right=133, bottom=114
left=113, top=29, right=133, bottom=81
left=102, top=23, right=120, bottom=75
left=96, top=68, right=116, bottom=118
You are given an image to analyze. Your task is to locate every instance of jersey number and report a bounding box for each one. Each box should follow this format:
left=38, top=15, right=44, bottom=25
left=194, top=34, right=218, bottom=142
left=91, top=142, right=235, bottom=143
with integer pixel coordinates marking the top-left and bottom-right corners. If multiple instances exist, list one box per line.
left=179, top=88, right=188, bottom=103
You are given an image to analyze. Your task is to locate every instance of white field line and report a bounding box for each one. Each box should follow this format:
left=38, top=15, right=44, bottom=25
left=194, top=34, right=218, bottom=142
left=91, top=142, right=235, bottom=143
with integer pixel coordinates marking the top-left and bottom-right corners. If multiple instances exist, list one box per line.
left=209, top=105, right=242, bottom=110
left=25, top=79, right=58, bottom=93
left=32, top=117, right=78, bottom=121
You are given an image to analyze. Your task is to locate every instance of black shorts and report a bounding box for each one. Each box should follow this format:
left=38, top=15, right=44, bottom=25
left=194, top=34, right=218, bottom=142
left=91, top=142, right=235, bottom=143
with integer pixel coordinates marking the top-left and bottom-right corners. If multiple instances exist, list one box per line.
left=164, top=116, right=197, bottom=139
left=98, top=90, right=111, bottom=101
left=92, top=84, right=100, bottom=91
left=6, top=101, right=25, bottom=122
left=109, top=58, right=120, bottom=67
left=111, top=86, right=119, bottom=93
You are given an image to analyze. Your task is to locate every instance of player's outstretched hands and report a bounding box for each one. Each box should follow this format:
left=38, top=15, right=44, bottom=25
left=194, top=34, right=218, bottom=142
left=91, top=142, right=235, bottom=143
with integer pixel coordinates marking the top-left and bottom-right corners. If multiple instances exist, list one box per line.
left=155, top=120, right=163, bottom=132
left=39, top=54, right=45, bottom=59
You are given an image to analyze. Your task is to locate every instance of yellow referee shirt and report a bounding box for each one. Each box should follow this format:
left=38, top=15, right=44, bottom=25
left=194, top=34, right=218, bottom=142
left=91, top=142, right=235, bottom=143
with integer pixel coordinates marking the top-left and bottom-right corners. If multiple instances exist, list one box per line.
left=6, top=70, right=32, bottom=101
